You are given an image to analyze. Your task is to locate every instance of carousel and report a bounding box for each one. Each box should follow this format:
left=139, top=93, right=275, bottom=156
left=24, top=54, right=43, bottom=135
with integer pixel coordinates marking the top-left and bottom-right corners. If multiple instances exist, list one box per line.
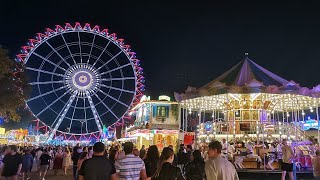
left=175, top=54, right=320, bottom=169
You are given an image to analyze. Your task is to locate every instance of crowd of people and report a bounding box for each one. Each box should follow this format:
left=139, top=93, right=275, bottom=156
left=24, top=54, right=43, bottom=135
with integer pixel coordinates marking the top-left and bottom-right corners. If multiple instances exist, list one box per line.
left=78, top=140, right=239, bottom=180
left=0, top=138, right=319, bottom=180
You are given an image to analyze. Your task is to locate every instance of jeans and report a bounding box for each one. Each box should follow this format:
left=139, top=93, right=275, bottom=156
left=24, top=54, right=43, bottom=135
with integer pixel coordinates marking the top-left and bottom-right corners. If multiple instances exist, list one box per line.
left=73, top=165, right=77, bottom=180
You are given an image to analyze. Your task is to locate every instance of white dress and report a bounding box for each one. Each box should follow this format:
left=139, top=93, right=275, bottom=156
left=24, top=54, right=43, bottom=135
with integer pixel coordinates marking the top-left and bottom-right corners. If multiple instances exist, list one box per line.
left=62, top=152, right=71, bottom=167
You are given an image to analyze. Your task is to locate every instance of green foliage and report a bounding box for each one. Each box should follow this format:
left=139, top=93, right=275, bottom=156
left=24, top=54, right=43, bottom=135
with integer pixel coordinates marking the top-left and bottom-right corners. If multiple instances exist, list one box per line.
left=171, top=104, right=179, bottom=121
left=0, top=48, right=30, bottom=122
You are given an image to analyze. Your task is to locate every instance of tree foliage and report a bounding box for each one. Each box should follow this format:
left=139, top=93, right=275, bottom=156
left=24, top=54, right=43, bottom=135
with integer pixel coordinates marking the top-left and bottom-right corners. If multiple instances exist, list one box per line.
left=0, top=48, right=30, bottom=122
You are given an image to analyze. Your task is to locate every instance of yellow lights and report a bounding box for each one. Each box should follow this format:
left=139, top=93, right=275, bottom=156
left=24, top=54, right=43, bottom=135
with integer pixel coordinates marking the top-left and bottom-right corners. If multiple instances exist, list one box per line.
left=182, top=93, right=320, bottom=112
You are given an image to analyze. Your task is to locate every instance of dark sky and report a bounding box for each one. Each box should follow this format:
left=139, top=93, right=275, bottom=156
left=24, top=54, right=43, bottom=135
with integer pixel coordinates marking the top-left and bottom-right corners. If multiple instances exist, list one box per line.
left=1, top=0, right=320, bottom=99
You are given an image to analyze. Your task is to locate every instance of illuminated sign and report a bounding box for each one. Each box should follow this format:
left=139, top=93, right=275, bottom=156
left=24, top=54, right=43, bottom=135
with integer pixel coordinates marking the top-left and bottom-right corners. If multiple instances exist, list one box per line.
left=159, top=95, right=170, bottom=101
left=0, top=128, right=5, bottom=135
left=140, top=95, right=150, bottom=102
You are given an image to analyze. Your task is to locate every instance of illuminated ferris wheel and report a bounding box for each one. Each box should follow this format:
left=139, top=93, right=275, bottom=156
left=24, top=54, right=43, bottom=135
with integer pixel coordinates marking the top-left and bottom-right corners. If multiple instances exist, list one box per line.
left=16, top=23, right=144, bottom=141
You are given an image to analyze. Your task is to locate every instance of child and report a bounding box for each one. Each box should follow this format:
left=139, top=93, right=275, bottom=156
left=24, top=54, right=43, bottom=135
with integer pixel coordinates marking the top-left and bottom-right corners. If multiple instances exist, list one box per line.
left=39, top=149, right=51, bottom=180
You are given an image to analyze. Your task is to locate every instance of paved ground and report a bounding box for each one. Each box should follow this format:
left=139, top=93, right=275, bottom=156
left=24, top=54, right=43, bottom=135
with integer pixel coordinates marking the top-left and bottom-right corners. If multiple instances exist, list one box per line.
left=26, top=168, right=314, bottom=180
left=29, top=170, right=73, bottom=180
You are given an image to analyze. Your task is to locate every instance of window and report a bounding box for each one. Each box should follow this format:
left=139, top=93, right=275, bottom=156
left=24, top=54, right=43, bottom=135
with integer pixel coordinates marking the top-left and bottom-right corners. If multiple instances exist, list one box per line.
left=156, top=106, right=167, bottom=117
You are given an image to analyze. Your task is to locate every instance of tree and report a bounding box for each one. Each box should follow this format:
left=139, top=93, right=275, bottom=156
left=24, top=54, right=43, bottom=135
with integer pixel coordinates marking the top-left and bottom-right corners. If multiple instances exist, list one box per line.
left=0, top=48, right=30, bottom=122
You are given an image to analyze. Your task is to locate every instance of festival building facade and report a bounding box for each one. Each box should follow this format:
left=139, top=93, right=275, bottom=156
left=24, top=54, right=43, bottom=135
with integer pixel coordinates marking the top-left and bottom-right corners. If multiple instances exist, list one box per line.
left=123, top=95, right=179, bottom=150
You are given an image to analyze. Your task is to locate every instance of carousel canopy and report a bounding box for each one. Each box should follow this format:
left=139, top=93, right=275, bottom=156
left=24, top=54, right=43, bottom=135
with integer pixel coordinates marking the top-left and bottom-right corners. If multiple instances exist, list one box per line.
left=175, top=54, right=320, bottom=111
left=203, top=55, right=288, bottom=87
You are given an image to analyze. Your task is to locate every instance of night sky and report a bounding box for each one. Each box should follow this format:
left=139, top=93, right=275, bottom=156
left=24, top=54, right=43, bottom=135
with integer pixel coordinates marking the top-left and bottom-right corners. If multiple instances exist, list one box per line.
left=1, top=0, right=320, bottom=100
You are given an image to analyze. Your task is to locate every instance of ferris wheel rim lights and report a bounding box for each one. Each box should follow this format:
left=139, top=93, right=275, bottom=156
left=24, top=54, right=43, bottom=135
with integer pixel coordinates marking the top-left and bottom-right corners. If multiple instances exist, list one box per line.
left=16, top=22, right=145, bottom=139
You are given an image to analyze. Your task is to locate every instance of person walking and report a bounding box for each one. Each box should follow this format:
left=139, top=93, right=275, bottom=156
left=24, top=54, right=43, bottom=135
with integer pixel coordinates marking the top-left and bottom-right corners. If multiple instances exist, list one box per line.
left=116, top=142, right=147, bottom=180
left=72, top=146, right=82, bottom=180
left=144, top=145, right=159, bottom=178
left=21, top=149, right=33, bottom=180
left=184, top=150, right=205, bottom=180
left=35, top=148, right=43, bottom=172
left=78, top=142, right=117, bottom=180
left=53, top=148, right=63, bottom=175
left=77, top=152, right=88, bottom=179
left=39, top=149, right=52, bottom=180
left=152, top=147, right=184, bottom=180
left=0, top=145, right=22, bottom=180
left=62, top=147, right=71, bottom=175
left=205, top=141, right=239, bottom=180
left=281, top=139, right=294, bottom=180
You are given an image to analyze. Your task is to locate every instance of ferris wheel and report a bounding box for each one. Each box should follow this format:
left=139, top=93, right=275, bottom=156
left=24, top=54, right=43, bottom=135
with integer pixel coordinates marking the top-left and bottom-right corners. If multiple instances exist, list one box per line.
left=16, top=22, right=144, bottom=141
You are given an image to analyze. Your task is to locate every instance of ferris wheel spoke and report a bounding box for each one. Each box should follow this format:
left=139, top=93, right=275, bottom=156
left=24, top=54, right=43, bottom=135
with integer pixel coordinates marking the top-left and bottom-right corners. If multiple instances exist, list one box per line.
left=96, top=51, right=123, bottom=71
left=45, top=41, right=72, bottom=68
left=84, top=98, right=88, bottom=134
left=29, top=80, right=64, bottom=86
left=60, top=34, right=77, bottom=65
left=100, top=84, right=135, bottom=94
left=47, top=91, right=78, bottom=141
left=26, top=85, right=67, bottom=103
left=78, top=32, right=82, bottom=63
left=33, top=52, right=67, bottom=72
left=26, top=67, right=66, bottom=78
left=92, top=40, right=111, bottom=67
left=99, top=63, right=132, bottom=76
left=97, top=89, right=129, bottom=108
left=100, top=77, right=136, bottom=82
left=68, top=96, right=80, bottom=133
left=36, top=89, right=71, bottom=117
left=92, top=93, right=120, bottom=120
left=85, top=91, right=103, bottom=134
left=87, top=34, right=96, bottom=65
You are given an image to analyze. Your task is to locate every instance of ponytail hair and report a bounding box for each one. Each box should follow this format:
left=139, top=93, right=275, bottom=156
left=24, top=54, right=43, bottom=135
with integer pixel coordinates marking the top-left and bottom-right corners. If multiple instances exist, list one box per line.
left=153, top=147, right=174, bottom=178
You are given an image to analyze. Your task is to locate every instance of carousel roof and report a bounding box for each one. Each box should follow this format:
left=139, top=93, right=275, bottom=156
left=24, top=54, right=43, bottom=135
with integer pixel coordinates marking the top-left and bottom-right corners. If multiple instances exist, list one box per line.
left=203, top=55, right=289, bottom=87
left=175, top=54, right=320, bottom=104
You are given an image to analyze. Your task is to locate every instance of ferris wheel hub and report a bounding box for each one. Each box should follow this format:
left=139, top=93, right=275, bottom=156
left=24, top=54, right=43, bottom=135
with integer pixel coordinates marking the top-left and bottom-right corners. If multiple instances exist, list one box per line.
left=65, top=64, right=100, bottom=96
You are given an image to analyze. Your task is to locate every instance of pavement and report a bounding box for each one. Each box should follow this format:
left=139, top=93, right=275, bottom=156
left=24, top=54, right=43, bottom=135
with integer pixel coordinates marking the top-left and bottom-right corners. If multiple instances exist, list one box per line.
left=29, top=170, right=73, bottom=180
left=25, top=168, right=314, bottom=180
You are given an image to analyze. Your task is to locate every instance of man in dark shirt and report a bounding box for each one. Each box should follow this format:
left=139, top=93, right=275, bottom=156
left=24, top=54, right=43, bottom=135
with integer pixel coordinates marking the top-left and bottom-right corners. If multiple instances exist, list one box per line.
left=0, top=145, right=22, bottom=180
left=39, top=149, right=51, bottom=180
left=72, top=144, right=81, bottom=180
left=79, top=142, right=117, bottom=180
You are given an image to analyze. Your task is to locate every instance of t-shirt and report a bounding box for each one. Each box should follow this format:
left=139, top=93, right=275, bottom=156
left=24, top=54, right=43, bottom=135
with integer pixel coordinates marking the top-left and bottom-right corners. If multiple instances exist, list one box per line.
left=2, top=153, right=22, bottom=177
left=78, top=155, right=116, bottom=180
left=222, top=142, right=229, bottom=154
left=116, top=154, right=145, bottom=180
left=22, top=154, right=33, bottom=168
left=246, top=143, right=253, bottom=153
left=40, top=154, right=51, bottom=165
left=282, top=145, right=293, bottom=164
left=35, top=150, right=42, bottom=160
left=205, top=156, right=239, bottom=180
